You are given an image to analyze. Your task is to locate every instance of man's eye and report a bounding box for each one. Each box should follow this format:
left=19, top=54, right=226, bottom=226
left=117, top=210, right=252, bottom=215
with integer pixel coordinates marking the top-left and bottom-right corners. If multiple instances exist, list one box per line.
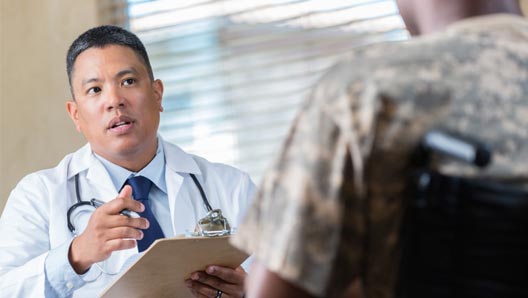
left=123, top=78, right=136, bottom=86
left=87, top=87, right=101, bottom=94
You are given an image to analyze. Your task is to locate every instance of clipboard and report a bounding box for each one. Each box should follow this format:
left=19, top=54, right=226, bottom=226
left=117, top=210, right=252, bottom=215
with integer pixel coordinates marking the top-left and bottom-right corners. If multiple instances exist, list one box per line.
left=100, top=236, right=249, bottom=298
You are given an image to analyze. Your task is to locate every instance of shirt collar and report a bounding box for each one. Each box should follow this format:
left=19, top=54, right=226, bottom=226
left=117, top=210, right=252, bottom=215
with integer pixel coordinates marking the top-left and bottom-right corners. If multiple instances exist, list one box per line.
left=93, top=140, right=167, bottom=194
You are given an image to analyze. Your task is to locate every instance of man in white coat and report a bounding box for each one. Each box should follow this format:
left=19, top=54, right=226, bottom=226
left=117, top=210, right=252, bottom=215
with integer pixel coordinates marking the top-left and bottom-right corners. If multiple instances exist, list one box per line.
left=0, top=25, right=255, bottom=298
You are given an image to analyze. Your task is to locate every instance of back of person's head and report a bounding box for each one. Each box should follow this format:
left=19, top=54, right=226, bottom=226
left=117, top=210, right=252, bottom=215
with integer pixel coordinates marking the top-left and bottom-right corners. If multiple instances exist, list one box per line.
left=66, top=25, right=154, bottom=90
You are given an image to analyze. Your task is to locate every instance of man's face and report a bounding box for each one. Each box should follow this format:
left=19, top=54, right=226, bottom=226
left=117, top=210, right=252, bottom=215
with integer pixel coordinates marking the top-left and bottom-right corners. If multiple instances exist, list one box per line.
left=66, top=45, right=163, bottom=164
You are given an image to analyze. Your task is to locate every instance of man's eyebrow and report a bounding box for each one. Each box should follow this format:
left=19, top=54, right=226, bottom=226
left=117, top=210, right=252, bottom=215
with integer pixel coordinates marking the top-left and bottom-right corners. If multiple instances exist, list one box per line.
left=116, top=67, right=139, bottom=78
left=80, top=68, right=139, bottom=87
left=81, top=77, right=100, bottom=87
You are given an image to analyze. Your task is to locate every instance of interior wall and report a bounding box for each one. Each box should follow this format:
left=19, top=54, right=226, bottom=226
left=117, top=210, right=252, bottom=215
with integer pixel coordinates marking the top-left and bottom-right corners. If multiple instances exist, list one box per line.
left=0, top=0, right=99, bottom=212
left=522, top=0, right=528, bottom=14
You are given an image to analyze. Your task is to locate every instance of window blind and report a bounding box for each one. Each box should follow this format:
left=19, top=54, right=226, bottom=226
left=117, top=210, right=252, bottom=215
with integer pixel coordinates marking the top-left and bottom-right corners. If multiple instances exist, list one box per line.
left=123, top=0, right=408, bottom=184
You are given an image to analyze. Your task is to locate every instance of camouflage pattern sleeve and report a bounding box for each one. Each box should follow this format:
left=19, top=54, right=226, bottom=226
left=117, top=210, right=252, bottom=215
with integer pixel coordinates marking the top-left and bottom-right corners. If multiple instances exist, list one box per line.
left=230, top=51, right=450, bottom=296
left=231, top=63, right=373, bottom=296
left=230, top=43, right=450, bottom=293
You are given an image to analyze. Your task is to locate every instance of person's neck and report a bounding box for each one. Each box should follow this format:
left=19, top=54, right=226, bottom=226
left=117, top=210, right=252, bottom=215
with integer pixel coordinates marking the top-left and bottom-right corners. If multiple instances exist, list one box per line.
left=414, top=0, right=523, bottom=36
left=95, top=138, right=159, bottom=173
left=117, top=151, right=157, bottom=173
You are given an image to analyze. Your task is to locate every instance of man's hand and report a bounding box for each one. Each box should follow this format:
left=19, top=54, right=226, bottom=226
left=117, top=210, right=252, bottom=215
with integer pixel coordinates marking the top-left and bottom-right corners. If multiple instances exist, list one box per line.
left=186, top=266, right=246, bottom=298
left=68, top=185, right=149, bottom=274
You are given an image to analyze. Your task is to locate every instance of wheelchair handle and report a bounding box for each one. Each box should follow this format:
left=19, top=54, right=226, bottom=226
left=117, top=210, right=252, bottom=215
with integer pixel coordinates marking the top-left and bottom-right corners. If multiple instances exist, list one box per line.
left=421, top=130, right=492, bottom=168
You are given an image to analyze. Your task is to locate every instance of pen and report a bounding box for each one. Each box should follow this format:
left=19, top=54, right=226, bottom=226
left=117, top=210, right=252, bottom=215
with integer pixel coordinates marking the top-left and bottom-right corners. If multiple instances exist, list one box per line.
left=90, top=198, right=141, bottom=218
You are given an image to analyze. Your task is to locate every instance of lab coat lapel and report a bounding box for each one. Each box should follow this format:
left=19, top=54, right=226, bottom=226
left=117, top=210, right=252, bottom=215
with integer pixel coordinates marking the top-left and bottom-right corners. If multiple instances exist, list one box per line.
left=161, top=138, right=202, bottom=235
left=69, top=144, right=118, bottom=201
left=165, top=165, right=184, bottom=236
left=85, top=157, right=119, bottom=202
left=162, top=138, right=201, bottom=175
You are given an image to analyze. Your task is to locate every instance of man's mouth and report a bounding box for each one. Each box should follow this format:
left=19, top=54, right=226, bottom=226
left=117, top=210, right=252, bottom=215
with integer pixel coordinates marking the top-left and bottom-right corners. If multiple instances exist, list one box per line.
left=108, top=116, right=135, bottom=131
left=111, top=121, right=131, bottom=129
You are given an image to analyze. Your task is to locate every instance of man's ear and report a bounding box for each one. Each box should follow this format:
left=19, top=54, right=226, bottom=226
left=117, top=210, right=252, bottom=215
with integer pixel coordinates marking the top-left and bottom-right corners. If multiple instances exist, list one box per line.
left=66, top=100, right=82, bottom=132
left=153, top=79, right=164, bottom=112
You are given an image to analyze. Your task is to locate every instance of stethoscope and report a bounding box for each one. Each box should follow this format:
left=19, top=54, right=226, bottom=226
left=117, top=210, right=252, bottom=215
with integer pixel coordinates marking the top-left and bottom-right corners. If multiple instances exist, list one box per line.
left=65, top=172, right=221, bottom=279
left=67, top=172, right=213, bottom=235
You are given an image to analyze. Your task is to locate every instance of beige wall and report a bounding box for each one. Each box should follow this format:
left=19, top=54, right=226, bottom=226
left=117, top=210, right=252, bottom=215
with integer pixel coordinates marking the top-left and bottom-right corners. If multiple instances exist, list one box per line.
left=523, top=0, right=528, bottom=14
left=0, top=0, right=100, bottom=212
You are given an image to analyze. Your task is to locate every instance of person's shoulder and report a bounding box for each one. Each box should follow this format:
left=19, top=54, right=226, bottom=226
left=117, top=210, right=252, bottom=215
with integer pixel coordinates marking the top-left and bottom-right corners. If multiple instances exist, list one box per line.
left=19, top=145, right=88, bottom=185
left=325, top=35, right=449, bottom=78
left=187, top=154, right=256, bottom=195
left=11, top=145, right=88, bottom=196
left=335, top=15, right=524, bottom=77
left=161, top=139, right=252, bottom=180
left=310, top=27, right=484, bottom=108
left=191, top=153, right=251, bottom=180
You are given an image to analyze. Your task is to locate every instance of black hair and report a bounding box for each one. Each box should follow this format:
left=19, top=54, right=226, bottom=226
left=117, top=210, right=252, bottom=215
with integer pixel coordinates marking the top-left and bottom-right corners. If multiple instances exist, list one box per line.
left=66, top=25, right=154, bottom=94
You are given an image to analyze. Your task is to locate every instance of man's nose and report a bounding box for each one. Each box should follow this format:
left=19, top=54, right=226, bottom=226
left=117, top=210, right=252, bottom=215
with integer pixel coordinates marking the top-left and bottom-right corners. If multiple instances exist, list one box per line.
left=105, top=87, right=125, bottom=111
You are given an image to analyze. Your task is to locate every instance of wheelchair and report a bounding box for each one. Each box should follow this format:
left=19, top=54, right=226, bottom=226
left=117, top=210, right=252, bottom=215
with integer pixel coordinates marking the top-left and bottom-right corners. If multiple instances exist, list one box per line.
left=396, top=131, right=528, bottom=298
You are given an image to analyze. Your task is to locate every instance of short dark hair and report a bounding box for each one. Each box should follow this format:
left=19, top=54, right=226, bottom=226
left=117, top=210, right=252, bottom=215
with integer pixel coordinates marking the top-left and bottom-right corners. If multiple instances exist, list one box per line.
left=66, top=25, right=154, bottom=94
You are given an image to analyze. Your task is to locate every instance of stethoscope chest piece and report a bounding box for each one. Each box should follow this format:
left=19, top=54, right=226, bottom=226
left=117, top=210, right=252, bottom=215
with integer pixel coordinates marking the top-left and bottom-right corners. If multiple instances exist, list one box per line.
left=195, top=209, right=232, bottom=237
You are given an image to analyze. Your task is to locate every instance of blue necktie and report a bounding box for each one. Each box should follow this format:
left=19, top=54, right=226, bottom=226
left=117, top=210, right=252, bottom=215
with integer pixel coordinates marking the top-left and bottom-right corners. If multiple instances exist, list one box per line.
left=125, top=176, right=165, bottom=252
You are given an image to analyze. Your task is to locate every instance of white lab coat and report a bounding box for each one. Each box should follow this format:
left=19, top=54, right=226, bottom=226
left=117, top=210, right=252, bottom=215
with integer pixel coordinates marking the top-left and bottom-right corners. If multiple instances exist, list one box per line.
left=0, top=138, right=256, bottom=297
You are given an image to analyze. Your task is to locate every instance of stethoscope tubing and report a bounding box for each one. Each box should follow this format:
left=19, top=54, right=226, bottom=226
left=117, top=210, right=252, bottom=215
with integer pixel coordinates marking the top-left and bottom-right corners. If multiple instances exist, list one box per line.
left=67, top=173, right=211, bottom=234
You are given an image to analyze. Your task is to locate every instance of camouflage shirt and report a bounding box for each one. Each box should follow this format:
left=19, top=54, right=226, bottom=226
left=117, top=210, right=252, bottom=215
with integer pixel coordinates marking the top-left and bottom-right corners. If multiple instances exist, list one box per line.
left=232, top=14, right=528, bottom=298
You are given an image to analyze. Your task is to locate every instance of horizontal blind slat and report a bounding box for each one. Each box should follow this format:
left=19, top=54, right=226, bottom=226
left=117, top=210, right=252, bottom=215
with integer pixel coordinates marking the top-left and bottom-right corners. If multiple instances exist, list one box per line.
left=130, top=0, right=391, bottom=33
left=123, top=0, right=407, bottom=183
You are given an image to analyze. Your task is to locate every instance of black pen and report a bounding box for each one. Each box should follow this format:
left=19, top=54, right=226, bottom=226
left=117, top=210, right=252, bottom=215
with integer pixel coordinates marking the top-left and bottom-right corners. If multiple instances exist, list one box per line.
left=90, top=198, right=141, bottom=218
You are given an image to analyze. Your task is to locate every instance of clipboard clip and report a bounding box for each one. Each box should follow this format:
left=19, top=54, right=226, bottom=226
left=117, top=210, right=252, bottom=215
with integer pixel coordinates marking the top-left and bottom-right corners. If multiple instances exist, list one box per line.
left=194, top=209, right=232, bottom=237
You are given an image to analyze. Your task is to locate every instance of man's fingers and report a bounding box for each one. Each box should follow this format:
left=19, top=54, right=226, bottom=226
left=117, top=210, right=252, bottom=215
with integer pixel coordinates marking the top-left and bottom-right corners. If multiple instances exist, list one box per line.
left=192, top=272, right=225, bottom=290
left=189, top=271, right=244, bottom=297
left=119, top=185, right=133, bottom=198
left=206, top=266, right=246, bottom=284
left=107, top=215, right=149, bottom=230
left=186, top=278, right=222, bottom=298
left=105, top=238, right=138, bottom=252
left=72, top=186, right=148, bottom=271
left=93, top=213, right=149, bottom=231
left=115, top=186, right=145, bottom=213
left=100, top=189, right=145, bottom=216
left=106, top=226, right=144, bottom=241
